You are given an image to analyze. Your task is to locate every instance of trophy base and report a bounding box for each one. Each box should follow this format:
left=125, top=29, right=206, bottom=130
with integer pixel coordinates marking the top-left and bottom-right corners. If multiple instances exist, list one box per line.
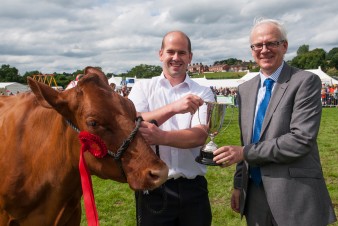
left=195, top=151, right=220, bottom=166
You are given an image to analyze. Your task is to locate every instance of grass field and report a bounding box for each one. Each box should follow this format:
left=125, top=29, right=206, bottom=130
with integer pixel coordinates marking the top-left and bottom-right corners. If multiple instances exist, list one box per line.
left=81, top=108, right=338, bottom=226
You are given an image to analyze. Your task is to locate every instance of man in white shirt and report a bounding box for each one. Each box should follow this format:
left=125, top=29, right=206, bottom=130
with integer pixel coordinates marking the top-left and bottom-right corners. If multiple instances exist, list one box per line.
left=129, top=30, right=215, bottom=226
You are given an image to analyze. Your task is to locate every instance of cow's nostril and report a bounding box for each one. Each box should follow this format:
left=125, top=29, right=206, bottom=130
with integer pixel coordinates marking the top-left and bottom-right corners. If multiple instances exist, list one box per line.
left=148, top=170, right=160, bottom=181
left=147, top=165, right=168, bottom=188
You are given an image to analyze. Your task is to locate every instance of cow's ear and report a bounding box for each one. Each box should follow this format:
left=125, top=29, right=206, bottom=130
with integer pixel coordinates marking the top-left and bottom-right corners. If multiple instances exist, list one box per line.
left=27, top=77, right=66, bottom=109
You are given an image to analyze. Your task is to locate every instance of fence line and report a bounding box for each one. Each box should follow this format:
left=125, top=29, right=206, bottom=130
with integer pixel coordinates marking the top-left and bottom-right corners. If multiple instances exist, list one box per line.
left=322, top=93, right=338, bottom=107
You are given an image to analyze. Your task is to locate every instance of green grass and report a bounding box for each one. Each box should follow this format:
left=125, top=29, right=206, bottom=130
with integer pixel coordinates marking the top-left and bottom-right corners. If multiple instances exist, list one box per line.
left=81, top=108, right=338, bottom=226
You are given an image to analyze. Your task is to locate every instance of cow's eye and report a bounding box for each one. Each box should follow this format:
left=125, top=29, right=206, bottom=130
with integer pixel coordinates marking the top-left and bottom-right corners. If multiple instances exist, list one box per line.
left=87, top=120, right=98, bottom=127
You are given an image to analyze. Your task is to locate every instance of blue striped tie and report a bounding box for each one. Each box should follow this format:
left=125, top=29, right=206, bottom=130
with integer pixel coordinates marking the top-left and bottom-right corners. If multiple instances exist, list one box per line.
left=250, top=78, right=275, bottom=185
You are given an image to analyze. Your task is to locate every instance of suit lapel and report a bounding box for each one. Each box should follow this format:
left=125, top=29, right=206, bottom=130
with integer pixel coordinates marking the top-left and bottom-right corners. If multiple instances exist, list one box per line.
left=240, top=75, right=260, bottom=145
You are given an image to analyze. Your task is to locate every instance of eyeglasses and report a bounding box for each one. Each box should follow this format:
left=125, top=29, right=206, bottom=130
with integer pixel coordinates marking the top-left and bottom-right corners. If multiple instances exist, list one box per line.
left=250, top=40, right=285, bottom=51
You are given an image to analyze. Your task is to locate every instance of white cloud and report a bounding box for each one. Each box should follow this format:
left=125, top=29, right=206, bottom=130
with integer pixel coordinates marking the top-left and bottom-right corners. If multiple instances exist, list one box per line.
left=1, top=0, right=338, bottom=75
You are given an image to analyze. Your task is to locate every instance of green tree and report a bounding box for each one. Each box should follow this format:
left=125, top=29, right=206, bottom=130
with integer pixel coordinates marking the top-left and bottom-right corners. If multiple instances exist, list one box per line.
left=0, top=64, right=21, bottom=82
left=23, top=70, right=41, bottom=84
left=297, top=44, right=309, bottom=56
left=54, top=74, right=73, bottom=88
left=106, top=72, right=117, bottom=78
left=329, top=53, right=338, bottom=70
left=326, top=47, right=338, bottom=60
left=291, top=48, right=327, bottom=70
left=214, top=58, right=242, bottom=66
left=327, top=48, right=338, bottom=70
left=127, top=64, right=162, bottom=78
left=326, top=67, right=338, bottom=77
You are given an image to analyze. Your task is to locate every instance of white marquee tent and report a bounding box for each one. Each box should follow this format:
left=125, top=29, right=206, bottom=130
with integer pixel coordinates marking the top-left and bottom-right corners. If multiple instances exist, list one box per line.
left=108, top=76, right=123, bottom=88
left=0, top=82, right=30, bottom=95
left=306, top=67, right=338, bottom=85
left=108, top=76, right=137, bottom=89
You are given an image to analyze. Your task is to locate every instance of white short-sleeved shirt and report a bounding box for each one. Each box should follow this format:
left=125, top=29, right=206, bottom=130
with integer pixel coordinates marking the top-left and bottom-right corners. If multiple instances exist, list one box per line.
left=128, top=73, right=215, bottom=179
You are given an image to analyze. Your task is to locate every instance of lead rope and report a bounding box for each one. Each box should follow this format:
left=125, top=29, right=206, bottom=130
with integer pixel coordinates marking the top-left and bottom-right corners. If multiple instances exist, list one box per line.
left=137, top=120, right=167, bottom=226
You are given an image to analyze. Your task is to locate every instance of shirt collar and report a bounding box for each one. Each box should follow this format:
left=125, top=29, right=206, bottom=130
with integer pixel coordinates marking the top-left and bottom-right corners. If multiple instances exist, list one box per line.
left=259, top=61, right=284, bottom=87
left=159, top=72, right=192, bottom=89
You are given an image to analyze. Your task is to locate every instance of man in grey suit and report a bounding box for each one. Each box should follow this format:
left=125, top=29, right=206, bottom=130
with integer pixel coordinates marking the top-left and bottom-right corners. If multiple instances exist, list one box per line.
left=213, top=18, right=337, bottom=226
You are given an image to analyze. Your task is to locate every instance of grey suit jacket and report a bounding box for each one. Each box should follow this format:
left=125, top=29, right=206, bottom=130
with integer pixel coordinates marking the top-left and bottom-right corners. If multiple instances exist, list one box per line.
left=234, top=63, right=337, bottom=226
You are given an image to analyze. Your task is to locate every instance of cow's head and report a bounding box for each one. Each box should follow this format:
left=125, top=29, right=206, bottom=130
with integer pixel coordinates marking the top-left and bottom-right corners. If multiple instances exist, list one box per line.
left=27, top=67, right=168, bottom=190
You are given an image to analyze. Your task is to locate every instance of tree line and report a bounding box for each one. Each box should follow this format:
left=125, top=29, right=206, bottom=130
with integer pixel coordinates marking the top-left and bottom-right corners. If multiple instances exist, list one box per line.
left=1, top=45, right=338, bottom=87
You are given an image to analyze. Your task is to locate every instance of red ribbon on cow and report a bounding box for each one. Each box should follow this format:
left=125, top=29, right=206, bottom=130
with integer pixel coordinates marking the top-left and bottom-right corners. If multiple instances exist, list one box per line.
left=78, top=131, right=108, bottom=226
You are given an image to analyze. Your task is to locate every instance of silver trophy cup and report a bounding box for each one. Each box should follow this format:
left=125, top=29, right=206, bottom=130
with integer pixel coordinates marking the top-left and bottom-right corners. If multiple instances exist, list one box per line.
left=196, top=101, right=228, bottom=166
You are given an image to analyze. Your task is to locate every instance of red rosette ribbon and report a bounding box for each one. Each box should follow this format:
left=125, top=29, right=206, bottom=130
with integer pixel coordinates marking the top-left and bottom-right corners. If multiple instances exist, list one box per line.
left=78, top=131, right=108, bottom=226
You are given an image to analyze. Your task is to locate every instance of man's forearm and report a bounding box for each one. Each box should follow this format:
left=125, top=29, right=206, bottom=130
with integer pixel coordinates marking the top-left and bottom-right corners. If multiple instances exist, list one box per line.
left=139, top=105, right=175, bottom=126
left=160, top=127, right=208, bottom=149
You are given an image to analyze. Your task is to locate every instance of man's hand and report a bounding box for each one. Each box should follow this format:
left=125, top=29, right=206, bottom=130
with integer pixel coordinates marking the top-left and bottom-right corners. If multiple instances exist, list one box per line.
left=169, top=94, right=204, bottom=115
left=138, top=121, right=165, bottom=145
left=213, top=145, right=244, bottom=167
left=231, top=189, right=241, bottom=213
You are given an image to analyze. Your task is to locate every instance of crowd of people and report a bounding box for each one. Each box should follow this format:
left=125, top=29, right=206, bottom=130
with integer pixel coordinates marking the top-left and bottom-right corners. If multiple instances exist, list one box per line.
left=321, top=83, right=338, bottom=106
left=0, top=91, right=18, bottom=95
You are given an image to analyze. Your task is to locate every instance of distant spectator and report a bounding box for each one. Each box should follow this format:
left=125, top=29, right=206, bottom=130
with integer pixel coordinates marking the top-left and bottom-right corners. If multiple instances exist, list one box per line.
left=321, top=87, right=327, bottom=105
left=65, top=74, right=84, bottom=90
left=334, top=85, right=338, bottom=105
left=119, top=85, right=129, bottom=97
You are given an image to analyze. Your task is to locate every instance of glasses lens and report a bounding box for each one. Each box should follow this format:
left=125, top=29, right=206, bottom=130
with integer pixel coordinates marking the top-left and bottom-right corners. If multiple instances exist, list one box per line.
left=267, top=41, right=279, bottom=48
left=251, top=40, right=284, bottom=51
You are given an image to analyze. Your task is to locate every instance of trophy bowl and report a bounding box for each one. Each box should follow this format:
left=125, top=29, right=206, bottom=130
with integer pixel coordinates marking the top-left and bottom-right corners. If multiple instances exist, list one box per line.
left=196, top=101, right=228, bottom=166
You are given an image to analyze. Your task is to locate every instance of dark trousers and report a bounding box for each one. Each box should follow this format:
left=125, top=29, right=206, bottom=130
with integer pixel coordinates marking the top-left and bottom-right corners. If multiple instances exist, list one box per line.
left=135, top=176, right=212, bottom=226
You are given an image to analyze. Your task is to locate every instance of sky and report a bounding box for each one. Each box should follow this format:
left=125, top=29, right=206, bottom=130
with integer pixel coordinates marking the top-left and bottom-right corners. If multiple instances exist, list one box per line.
left=1, top=0, right=338, bottom=75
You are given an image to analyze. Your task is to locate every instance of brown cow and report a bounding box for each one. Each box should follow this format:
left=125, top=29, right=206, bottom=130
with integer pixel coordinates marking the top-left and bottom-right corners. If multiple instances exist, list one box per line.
left=0, top=67, right=168, bottom=225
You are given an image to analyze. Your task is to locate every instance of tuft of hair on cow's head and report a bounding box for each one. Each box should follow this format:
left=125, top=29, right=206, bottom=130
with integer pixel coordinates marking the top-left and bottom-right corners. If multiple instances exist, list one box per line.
left=84, top=66, right=108, bottom=85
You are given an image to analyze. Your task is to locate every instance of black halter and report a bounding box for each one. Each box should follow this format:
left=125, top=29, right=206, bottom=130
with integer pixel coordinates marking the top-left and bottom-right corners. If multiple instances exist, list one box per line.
left=66, top=116, right=143, bottom=180
left=107, top=116, right=143, bottom=160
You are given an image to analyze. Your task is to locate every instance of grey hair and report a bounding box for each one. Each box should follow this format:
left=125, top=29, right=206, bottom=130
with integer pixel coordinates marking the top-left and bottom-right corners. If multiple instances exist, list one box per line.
left=249, top=17, right=288, bottom=43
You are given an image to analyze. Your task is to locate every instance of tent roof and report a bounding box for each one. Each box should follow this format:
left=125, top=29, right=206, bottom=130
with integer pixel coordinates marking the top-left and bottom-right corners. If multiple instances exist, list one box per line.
left=0, top=82, right=16, bottom=88
left=108, top=77, right=123, bottom=88
left=306, top=67, right=338, bottom=85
